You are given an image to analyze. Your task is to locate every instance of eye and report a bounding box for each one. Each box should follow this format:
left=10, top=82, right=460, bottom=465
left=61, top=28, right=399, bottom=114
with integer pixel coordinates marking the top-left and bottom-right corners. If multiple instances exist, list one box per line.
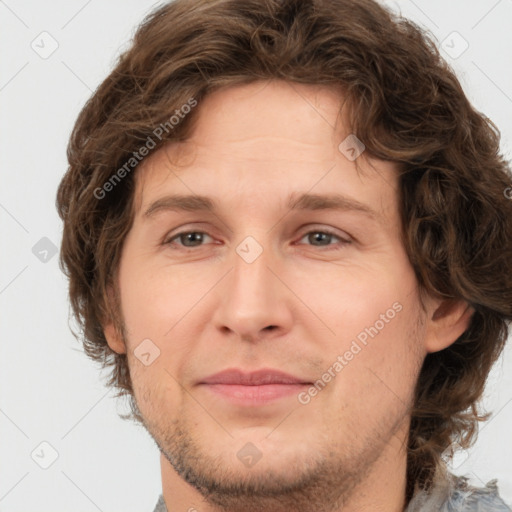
left=164, top=228, right=351, bottom=251
left=297, top=229, right=351, bottom=249
left=165, top=231, right=214, bottom=248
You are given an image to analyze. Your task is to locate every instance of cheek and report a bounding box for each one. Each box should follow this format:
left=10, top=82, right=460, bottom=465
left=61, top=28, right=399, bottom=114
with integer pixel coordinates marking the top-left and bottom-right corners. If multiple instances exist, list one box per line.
left=302, top=242, right=415, bottom=325
left=343, top=303, right=423, bottom=401
left=128, top=361, right=176, bottom=420
left=318, top=263, right=423, bottom=395
left=118, top=259, right=207, bottom=343
left=319, top=312, right=423, bottom=435
left=118, top=261, right=210, bottom=392
left=321, top=272, right=414, bottom=346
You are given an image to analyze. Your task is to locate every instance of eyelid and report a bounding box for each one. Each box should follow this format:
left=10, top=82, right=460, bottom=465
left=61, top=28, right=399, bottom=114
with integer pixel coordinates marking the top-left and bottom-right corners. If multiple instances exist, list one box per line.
left=164, top=230, right=215, bottom=246
left=163, top=222, right=216, bottom=243
left=296, top=225, right=353, bottom=244
left=163, top=226, right=352, bottom=252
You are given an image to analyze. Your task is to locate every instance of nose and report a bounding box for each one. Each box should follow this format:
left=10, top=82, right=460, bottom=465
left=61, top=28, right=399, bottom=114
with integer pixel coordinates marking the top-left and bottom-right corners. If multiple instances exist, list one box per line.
left=211, top=240, right=293, bottom=343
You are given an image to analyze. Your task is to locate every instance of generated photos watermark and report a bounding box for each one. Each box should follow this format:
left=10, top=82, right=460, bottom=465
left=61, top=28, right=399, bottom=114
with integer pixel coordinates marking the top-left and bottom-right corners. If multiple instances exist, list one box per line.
left=94, top=97, right=197, bottom=200
left=298, top=301, right=403, bottom=405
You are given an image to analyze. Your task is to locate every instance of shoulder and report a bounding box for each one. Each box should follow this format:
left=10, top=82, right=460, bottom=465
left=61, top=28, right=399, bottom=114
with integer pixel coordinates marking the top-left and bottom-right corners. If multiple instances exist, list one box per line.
left=152, top=494, right=167, bottom=512
left=406, top=469, right=512, bottom=512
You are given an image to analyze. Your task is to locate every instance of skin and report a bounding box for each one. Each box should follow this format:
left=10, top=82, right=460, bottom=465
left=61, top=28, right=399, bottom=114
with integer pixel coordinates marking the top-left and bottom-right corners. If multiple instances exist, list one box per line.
left=104, top=80, right=473, bottom=512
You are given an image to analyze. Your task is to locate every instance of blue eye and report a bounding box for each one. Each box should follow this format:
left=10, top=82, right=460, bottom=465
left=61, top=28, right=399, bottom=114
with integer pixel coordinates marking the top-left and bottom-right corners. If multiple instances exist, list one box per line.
left=297, top=230, right=351, bottom=249
left=166, top=231, right=214, bottom=248
left=164, top=229, right=351, bottom=250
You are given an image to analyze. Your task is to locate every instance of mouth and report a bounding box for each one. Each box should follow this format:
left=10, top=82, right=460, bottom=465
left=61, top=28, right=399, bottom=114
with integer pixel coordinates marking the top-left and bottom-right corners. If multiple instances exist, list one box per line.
left=197, top=368, right=313, bottom=406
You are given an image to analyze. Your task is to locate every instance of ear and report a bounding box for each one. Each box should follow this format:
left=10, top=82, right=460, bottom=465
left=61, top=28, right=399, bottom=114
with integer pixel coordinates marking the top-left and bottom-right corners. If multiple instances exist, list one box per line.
left=102, top=285, right=127, bottom=355
left=423, top=296, right=474, bottom=353
left=104, top=321, right=127, bottom=355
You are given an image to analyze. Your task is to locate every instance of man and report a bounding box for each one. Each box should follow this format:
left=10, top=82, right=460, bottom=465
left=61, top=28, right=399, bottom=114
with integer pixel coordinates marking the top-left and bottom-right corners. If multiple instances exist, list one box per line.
left=56, top=0, right=512, bottom=510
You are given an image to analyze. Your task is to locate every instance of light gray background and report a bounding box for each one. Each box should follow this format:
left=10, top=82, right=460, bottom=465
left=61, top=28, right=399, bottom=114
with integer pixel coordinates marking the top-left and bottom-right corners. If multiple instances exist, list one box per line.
left=1, top=1, right=511, bottom=511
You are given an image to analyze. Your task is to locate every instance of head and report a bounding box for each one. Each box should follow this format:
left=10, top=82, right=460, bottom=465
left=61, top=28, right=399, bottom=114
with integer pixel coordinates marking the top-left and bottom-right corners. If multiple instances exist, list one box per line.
left=57, top=0, right=512, bottom=509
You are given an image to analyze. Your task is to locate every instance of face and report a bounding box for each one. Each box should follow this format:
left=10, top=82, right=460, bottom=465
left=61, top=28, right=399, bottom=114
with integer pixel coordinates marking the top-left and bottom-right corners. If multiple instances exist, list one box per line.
left=105, top=80, right=448, bottom=511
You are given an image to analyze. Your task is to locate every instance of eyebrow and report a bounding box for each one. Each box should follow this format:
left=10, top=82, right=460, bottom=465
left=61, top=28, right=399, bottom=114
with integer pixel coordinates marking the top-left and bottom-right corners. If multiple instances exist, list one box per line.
left=143, top=192, right=379, bottom=220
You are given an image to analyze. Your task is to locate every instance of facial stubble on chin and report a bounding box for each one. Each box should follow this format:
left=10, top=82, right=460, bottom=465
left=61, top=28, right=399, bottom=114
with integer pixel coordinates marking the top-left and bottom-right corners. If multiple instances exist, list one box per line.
left=125, top=365, right=413, bottom=512
left=115, top=291, right=424, bottom=512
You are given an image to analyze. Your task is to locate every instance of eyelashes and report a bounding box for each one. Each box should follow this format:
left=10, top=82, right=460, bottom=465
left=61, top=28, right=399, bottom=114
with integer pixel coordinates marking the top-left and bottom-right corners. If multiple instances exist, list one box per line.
left=296, top=229, right=351, bottom=249
left=164, top=228, right=352, bottom=251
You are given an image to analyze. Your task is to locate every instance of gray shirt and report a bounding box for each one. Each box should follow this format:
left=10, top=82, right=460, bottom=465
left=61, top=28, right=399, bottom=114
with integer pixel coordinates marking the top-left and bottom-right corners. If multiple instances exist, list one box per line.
left=152, top=495, right=167, bottom=512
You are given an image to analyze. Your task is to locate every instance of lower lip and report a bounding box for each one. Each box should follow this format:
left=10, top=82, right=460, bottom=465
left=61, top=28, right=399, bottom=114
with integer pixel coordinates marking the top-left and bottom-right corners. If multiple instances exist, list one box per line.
left=200, top=383, right=310, bottom=405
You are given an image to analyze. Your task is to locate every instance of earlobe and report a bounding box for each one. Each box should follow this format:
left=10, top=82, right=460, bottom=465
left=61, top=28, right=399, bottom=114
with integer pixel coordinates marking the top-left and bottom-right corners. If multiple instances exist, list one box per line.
left=102, top=284, right=127, bottom=355
left=424, top=297, right=474, bottom=354
left=104, top=321, right=127, bottom=354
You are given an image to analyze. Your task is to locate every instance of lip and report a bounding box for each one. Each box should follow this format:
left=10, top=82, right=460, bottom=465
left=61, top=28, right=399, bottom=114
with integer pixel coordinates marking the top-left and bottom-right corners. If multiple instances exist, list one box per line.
left=198, top=368, right=312, bottom=406
left=199, top=368, right=311, bottom=386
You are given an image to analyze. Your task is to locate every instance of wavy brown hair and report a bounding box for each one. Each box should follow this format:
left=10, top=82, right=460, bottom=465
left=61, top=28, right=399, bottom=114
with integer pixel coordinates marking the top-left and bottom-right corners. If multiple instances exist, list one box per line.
left=56, top=0, right=512, bottom=502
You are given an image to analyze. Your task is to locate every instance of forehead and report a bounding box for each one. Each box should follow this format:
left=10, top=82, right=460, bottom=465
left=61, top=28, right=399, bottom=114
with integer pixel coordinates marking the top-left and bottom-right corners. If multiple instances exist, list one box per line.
left=133, top=80, right=399, bottom=218
left=187, top=80, right=347, bottom=147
